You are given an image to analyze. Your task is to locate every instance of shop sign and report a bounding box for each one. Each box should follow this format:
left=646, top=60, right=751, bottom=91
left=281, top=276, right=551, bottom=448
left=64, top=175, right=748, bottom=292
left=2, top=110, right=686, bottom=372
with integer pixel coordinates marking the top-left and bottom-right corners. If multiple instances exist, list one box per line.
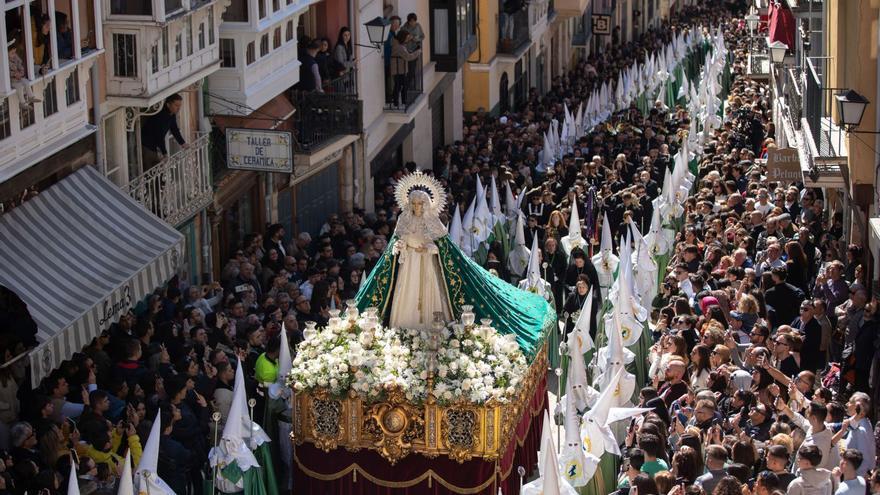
left=765, top=148, right=801, bottom=184
left=592, top=14, right=611, bottom=35
left=226, top=128, right=293, bottom=173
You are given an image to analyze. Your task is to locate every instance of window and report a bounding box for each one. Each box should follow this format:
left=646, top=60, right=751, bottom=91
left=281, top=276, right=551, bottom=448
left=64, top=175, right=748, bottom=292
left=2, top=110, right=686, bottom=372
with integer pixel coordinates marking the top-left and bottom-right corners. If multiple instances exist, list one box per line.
left=175, top=31, right=183, bottom=61
left=65, top=71, right=80, bottom=105
left=273, top=28, right=281, bottom=49
left=286, top=21, right=294, bottom=42
left=222, top=0, right=248, bottom=22
left=272, top=0, right=280, bottom=12
left=0, top=99, right=10, bottom=140
left=185, top=16, right=193, bottom=56
left=260, top=34, right=269, bottom=56
left=208, top=9, right=215, bottom=44
left=162, top=27, right=170, bottom=67
left=112, top=33, right=137, bottom=77
left=220, top=39, right=235, bottom=67
left=43, top=78, right=58, bottom=117
left=151, top=43, right=159, bottom=73
left=198, top=23, right=205, bottom=50
left=20, top=103, right=35, bottom=129
left=110, top=2, right=151, bottom=15
left=259, top=0, right=266, bottom=19
left=246, top=42, right=255, bottom=65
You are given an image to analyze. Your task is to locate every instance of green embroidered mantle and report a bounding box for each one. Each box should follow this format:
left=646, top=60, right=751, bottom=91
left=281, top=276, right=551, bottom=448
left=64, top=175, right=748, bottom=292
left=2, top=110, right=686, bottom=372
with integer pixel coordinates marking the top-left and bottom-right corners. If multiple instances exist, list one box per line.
left=355, top=235, right=554, bottom=362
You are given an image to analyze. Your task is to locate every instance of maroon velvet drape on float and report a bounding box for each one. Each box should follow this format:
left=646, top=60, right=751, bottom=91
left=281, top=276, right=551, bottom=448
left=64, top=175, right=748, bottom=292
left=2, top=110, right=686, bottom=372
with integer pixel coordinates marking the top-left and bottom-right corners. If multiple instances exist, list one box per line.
left=768, top=1, right=796, bottom=50
left=292, top=376, right=548, bottom=495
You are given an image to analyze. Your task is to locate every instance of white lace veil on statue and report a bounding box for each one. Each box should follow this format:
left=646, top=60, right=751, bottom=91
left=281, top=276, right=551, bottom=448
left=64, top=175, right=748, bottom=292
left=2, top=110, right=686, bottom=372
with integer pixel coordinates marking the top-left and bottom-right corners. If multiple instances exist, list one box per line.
left=393, top=171, right=448, bottom=241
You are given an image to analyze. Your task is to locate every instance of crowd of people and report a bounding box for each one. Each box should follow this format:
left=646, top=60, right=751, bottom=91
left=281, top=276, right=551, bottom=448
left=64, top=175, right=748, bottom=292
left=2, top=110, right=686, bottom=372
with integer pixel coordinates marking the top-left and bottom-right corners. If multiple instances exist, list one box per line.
left=0, top=1, right=878, bottom=494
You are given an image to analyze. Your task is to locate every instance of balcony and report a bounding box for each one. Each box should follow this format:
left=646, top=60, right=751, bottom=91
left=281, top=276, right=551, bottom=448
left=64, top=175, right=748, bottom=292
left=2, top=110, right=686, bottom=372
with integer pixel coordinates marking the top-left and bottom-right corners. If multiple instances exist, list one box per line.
left=384, top=56, right=424, bottom=113
left=209, top=23, right=302, bottom=114
left=127, top=133, right=213, bottom=227
left=553, top=0, right=589, bottom=17
left=220, top=0, right=314, bottom=32
left=529, top=0, right=551, bottom=38
left=0, top=68, right=96, bottom=185
left=103, top=0, right=223, bottom=107
left=775, top=57, right=845, bottom=188
left=293, top=70, right=362, bottom=153
left=497, top=6, right=530, bottom=57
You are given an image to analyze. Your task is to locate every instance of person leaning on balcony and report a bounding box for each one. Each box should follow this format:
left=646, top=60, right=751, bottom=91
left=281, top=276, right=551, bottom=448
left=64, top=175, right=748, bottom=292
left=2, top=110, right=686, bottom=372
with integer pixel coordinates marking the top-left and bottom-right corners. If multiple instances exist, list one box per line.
left=298, top=40, right=323, bottom=93
left=140, top=93, right=187, bottom=170
left=7, top=35, right=40, bottom=109
left=390, top=30, right=421, bottom=108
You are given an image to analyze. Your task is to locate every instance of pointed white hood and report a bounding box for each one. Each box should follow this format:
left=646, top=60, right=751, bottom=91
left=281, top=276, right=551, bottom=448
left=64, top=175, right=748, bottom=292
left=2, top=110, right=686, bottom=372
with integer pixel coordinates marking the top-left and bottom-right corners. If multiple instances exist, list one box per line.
left=537, top=409, right=555, bottom=476
left=489, top=176, right=503, bottom=223
left=507, top=213, right=530, bottom=278
left=448, top=203, right=464, bottom=248
left=269, top=323, right=293, bottom=400
left=560, top=202, right=583, bottom=256
left=68, top=459, right=81, bottom=495
left=135, top=411, right=175, bottom=495
left=118, top=450, right=134, bottom=495
left=591, top=213, right=619, bottom=292
left=608, top=233, right=647, bottom=346
left=503, top=181, right=517, bottom=219
left=566, top=289, right=595, bottom=412
left=518, top=235, right=548, bottom=299
left=581, top=368, right=652, bottom=459
left=559, top=391, right=599, bottom=488
left=471, top=176, right=493, bottom=244
left=209, top=360, right=270, bottom=472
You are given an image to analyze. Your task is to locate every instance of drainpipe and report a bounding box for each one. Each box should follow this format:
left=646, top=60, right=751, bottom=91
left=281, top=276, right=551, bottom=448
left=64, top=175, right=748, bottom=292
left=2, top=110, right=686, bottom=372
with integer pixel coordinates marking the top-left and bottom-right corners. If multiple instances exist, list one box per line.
left=91, top=63, right=103, bottom=173
left=197, top=80, right=213, bottom=282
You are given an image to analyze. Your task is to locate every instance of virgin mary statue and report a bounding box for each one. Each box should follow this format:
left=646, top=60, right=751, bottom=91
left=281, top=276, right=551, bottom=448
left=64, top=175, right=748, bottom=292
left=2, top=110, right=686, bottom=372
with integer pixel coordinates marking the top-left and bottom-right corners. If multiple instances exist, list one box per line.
left=355, top=172, right=554, bottom=360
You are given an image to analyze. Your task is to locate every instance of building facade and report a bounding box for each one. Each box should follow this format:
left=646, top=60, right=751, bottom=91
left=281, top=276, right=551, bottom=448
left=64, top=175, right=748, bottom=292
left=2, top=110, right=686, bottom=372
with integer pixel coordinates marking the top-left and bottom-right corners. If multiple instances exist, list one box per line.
left=769, top=0, right=880, bottom=293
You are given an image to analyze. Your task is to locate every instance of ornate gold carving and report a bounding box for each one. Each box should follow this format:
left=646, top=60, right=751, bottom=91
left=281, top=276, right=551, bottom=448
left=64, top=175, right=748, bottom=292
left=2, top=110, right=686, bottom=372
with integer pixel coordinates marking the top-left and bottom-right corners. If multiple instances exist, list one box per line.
left=292, top=346, right=549, bottom=466
left=310, top=391, right=343, bottom=452
left=443, top=407, right=479, bottom=463
left=359, top=385, right=427, bottom=465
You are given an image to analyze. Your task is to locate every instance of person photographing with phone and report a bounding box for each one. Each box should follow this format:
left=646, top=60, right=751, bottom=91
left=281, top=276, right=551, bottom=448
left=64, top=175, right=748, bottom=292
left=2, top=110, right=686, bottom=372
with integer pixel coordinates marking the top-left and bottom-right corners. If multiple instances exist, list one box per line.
left=829, top=393, right=876, bottom=478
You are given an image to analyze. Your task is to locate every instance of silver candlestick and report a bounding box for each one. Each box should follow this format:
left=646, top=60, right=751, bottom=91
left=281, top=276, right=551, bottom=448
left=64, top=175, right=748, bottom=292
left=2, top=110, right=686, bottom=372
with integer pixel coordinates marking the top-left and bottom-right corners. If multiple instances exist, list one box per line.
left=517, top=466, right=526, bottom=490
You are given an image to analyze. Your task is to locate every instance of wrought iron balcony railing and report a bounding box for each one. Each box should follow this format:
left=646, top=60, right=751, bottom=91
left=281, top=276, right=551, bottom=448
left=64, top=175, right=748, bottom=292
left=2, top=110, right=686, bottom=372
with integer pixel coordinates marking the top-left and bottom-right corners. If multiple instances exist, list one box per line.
left=128, top=133, right=213, bottom=226
left=293, top=70, right=363, bottom=153
left=383, top=57, right=424, bottom=113
left=498, top=7, right=530, bottom=55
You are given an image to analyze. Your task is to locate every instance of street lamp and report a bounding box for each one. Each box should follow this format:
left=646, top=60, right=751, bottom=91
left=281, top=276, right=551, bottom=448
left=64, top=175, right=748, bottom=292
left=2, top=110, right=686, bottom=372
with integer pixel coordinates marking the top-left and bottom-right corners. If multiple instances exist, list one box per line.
left=364, top=17, right=388, bottom=51
left=745, top=13, right=759, bottom=34
left=767, top=39, right=788, bottom=65
left=835, top=89, right=870, bottom=131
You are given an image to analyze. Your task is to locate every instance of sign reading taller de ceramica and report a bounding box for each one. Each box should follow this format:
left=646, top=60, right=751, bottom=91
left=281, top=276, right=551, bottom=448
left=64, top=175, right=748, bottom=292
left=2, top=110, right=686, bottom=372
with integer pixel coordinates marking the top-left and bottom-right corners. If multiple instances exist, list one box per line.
left=766, top=148, right=801, bottom=185
left=226, top=128, right=294, bottom=173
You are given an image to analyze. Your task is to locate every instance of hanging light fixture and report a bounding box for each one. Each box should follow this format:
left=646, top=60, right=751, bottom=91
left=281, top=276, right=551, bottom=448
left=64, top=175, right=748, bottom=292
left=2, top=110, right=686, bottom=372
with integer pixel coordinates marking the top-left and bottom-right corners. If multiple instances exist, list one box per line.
left=835, top=89, right=870, bottom=131
left=767, top=39, right=788, bottom=64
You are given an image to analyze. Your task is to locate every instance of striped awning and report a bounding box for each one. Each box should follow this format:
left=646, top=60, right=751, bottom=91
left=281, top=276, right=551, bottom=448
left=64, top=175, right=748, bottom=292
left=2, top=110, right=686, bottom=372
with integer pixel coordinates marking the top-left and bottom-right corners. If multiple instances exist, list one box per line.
left=0, top=167, right=184, bottom=387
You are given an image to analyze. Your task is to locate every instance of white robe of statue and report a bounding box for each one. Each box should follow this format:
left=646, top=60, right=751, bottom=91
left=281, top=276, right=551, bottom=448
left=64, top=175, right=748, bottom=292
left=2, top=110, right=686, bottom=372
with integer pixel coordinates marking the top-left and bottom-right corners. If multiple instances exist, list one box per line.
left=389, top=189, right=453, bottom=329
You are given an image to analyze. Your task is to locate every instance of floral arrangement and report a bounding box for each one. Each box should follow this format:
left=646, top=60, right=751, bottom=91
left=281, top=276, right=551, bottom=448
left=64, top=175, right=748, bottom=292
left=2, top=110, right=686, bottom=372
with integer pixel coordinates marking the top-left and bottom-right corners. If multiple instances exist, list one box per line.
left=287, top=305, right=528, bottom=406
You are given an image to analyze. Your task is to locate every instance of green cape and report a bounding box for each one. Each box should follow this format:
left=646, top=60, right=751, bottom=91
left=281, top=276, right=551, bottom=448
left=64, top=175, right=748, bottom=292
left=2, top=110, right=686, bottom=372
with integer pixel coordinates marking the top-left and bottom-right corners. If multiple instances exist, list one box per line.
left=355, top=234, right=554, bottom=361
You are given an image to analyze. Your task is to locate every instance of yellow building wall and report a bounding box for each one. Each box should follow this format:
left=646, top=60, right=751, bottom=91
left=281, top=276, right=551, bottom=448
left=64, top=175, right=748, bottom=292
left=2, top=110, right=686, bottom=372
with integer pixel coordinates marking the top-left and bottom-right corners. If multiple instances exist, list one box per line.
left=463, top=68, right=491, bottom=112
left=827, top=0, right=879, bottom=187
left=463, top=0, right=500, bottom=112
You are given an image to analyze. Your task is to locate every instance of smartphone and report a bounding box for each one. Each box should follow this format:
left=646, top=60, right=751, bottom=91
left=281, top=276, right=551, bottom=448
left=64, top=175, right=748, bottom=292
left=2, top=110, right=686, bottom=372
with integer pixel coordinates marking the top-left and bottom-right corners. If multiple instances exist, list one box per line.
left=677, top=412, right=688, bottom=426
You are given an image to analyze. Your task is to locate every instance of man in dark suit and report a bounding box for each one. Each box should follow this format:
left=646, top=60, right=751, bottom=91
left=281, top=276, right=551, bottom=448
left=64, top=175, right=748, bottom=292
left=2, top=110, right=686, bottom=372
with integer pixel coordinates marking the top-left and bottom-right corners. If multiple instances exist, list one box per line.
left=764, top=266, right=806, bottom=330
